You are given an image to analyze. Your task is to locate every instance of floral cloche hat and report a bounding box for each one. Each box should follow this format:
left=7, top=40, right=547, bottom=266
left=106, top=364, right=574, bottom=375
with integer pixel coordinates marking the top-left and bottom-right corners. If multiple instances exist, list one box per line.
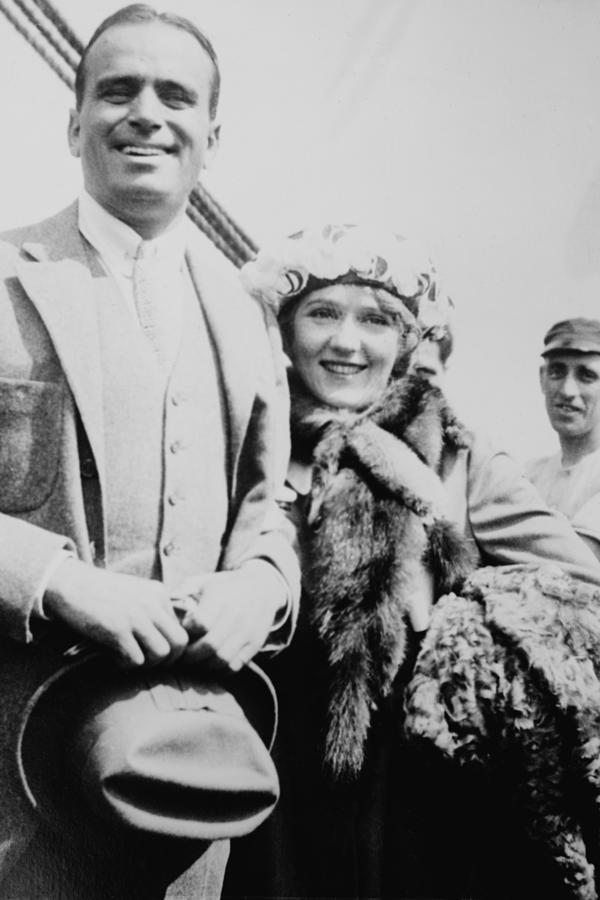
left=240, top=223, right=453, bottom=336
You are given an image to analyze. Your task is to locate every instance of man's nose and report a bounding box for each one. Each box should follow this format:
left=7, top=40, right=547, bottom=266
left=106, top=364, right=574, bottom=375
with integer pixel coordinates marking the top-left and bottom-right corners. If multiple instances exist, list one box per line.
left=558, top=372, right=579, bottom=398
left=329, top=316, right=362, bottom=352
left=128, top=88, right=163, bottom=131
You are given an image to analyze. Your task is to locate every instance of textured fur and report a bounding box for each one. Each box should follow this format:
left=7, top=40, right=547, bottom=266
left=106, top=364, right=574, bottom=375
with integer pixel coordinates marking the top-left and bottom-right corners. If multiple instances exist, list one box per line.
left=290, top=372, right=475, bottom=778
left=405, top=565, right=600, bottom=900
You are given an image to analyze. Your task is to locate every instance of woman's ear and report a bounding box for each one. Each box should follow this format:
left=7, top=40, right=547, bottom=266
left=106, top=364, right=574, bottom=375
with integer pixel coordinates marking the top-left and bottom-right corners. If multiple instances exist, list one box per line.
left=404, top=327, right=421, bottom=354
left=277, top=305, right=296, bottom=361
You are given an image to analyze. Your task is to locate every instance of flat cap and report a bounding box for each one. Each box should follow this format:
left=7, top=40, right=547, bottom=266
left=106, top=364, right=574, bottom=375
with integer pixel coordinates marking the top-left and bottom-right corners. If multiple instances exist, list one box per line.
left=542, top=317, right=600, bottom=356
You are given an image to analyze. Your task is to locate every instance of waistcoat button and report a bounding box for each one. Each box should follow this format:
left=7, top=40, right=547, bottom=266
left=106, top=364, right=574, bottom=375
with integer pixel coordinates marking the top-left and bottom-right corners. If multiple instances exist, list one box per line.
left=80, top=457, right=97, bottom=479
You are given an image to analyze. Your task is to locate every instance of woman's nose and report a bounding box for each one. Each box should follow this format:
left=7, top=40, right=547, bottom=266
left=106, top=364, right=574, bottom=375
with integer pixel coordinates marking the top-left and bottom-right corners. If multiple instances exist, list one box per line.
left=329, top=316, right=361, bottom=352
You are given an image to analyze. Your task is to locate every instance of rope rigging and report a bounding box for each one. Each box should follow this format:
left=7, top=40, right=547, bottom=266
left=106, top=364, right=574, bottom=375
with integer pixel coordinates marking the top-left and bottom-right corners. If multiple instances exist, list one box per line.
left=0, top=0, right=258, bottom=267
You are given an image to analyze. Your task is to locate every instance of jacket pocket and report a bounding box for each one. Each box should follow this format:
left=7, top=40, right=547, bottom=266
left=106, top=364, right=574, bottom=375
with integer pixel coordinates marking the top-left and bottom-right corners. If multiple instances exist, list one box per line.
left=0, top=378, right=63, bottom=513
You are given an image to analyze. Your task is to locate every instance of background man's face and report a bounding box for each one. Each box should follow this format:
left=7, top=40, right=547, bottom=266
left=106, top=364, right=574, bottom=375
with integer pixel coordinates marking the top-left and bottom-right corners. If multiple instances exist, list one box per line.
left=412, top=339, right=445, bottom=387
left=540, top=351, right=600, bottom=441
left=68, top=21, right=219, bottom=229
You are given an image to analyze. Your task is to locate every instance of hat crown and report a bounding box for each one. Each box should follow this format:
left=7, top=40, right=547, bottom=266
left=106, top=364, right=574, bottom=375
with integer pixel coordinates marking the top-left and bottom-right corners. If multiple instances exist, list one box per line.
left=542, top=317, right=600, bottom=356
left=240, top=223, right=454, bottom=331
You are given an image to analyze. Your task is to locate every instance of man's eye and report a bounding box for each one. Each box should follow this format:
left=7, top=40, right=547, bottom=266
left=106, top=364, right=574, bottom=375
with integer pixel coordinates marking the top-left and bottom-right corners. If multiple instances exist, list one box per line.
left=99, top=84, right=134, bottom=103
left=104, top=91, right=130, bottom=103
left=159, top=88, right=194, bottom=108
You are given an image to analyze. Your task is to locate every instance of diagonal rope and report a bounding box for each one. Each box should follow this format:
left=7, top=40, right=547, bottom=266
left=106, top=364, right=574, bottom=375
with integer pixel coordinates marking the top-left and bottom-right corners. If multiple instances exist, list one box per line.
left=0, top=0, right=73, bottom=87
left=30, top=0, right=83, bottom=55
left=186, top=202, right=242, bottom=267
left=0, top=0, right=258, bottom=267
left=13, top=0, right=79, bottom=70
left=189, top=185, right=257, bottom=260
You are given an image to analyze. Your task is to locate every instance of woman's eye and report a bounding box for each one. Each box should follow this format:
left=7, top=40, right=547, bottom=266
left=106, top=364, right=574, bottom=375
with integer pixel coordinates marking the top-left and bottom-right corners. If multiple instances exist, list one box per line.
left=308, top=308, right=337, bottom=320
left=362, top=314, right=390, bottom=327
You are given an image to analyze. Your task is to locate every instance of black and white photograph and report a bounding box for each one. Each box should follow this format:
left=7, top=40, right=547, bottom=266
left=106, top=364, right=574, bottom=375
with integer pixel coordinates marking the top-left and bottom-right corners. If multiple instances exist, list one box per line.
left=1, top=2, right=600, bottom=898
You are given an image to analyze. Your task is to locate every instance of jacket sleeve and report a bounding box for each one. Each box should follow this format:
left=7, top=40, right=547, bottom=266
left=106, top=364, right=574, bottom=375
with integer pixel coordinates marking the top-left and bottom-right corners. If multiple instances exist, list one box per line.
left=0, top=515, right=75, bottom=642
left=0, top=239, right=80, bottom=642
left=465, top=432, right=600, bottom=586
left=571, top=493, right=600, bottom=555
left=219, top=300, right=301, bottom=648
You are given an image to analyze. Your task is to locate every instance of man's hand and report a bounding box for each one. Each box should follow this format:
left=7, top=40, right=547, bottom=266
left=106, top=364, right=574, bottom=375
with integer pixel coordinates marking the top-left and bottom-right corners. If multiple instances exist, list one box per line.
left=44, top=558, right=189, bottom=666
left=173, top=561, right=287, bottom=671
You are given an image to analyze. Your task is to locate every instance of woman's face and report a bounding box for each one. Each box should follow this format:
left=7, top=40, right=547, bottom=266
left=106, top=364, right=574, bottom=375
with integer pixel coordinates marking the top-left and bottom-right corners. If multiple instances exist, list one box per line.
left=286, top=283, right=405, bottom=410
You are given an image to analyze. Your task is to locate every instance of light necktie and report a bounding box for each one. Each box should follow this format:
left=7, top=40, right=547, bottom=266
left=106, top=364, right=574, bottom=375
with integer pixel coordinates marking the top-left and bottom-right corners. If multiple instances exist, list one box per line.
left=132, top=241, right=182, bottom=372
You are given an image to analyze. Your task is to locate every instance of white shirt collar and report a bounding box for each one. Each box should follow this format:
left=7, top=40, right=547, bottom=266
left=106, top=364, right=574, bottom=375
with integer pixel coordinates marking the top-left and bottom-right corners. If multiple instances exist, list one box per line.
left=78, top=190, right=190, bottom=277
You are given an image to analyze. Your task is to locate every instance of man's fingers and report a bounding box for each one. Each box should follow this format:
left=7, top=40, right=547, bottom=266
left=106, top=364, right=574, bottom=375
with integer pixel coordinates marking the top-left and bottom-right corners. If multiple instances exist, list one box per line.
left=154, top=608, right=190, bottom=651
left=228, top=644, right=257, bottom=672
left=215, top=634, right=258, bottom=670
left=131, top=624, right=174, bottom=665
left=182, top=621, right=261, bottom=669
left=182, top=638, right=222, bottom=666
left=102, top=629, right=146, bottom=667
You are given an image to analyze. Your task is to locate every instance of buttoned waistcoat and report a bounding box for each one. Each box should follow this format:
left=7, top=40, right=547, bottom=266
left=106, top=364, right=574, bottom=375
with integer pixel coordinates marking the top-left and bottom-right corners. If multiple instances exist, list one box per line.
left=0, top=202, right=299, bottom=875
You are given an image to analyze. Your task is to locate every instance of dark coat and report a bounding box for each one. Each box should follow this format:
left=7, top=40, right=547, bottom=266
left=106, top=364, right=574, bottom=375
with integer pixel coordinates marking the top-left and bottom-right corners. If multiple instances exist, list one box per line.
left=224, top=377, right=600, bottom=900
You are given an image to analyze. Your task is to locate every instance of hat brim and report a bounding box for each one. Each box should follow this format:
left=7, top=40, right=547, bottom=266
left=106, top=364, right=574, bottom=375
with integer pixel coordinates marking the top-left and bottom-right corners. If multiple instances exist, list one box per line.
left=542, top=340, right=600, bottom=356
left=16, top=644, right=279, bottom=841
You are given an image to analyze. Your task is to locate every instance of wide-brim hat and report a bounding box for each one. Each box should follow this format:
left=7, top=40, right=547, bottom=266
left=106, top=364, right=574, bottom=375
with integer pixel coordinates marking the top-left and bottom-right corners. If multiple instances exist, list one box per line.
left=16, top=640, right=279, bottom=842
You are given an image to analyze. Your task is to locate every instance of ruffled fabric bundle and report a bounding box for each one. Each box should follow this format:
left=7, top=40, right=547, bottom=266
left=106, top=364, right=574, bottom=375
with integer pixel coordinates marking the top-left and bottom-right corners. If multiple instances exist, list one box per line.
left=406, top=565, right=600, bottom=900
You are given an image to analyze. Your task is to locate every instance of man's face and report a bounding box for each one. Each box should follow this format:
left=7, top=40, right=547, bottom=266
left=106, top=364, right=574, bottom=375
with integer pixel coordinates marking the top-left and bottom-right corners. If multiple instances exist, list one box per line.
left=411, top=339, right=445, bottom=387
left=540, top=351, right=600, bottom=442
left=68, top=21, right=219, bottom=235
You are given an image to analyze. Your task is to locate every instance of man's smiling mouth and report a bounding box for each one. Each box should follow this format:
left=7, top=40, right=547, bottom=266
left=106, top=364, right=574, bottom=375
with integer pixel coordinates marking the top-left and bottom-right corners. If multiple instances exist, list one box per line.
left=554, top=403, right=583, bottom=414
left=117, top=144, right=173, bottom=156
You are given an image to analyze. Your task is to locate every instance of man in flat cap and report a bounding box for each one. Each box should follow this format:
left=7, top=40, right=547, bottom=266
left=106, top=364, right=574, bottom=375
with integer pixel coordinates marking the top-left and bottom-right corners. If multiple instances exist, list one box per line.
left=527, top=317, right=600, bottom=558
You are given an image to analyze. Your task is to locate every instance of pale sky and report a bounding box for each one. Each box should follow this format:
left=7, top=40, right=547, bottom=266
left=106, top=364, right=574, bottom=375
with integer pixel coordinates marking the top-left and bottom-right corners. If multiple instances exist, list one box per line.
left=1, top=0, right=600, bottom=463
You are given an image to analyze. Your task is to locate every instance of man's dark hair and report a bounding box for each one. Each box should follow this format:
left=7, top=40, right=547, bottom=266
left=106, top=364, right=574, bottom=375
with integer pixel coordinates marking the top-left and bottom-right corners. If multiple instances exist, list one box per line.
left=74, top=3, right=221, bottom=119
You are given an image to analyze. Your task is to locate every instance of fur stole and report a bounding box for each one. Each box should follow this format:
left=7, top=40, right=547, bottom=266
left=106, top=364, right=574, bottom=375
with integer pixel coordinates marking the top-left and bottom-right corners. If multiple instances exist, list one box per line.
left=289, top=371, right=476, bottom=778
left=405, top=565, right=600, bottom=900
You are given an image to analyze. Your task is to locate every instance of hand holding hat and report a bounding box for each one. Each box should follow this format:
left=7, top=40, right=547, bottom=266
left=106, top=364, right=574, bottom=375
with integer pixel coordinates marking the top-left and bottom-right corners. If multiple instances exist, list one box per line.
left=173, top=561, right=288, bottom=671
left=44, top=557, right=189, bottom=667
left=16, top=632, right=280, bottom=843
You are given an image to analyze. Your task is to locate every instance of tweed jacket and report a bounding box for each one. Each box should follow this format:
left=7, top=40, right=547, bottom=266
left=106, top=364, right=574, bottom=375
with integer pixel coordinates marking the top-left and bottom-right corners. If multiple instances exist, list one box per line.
left=0, top=202, right=300, bottom=873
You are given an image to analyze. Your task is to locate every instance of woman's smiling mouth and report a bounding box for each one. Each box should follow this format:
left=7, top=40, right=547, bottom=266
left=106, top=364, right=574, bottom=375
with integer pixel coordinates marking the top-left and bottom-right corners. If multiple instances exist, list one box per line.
left=320, top=361, right=367, bottom=376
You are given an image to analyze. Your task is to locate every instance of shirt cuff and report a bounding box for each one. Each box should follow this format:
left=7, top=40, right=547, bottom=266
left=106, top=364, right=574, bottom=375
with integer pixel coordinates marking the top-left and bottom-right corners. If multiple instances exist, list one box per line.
left=242, top=558, right=292, bottom=641
left=34, top=549, right=76, bottom=620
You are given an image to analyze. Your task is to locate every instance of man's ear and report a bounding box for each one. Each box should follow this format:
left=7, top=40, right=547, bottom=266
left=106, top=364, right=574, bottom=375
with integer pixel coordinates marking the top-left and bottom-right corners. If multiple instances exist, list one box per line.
left=202, top=122, right=221, bottom=172
left=538, top=364, right=546, bottom=392
left=67, top=109, right=81, bottom=158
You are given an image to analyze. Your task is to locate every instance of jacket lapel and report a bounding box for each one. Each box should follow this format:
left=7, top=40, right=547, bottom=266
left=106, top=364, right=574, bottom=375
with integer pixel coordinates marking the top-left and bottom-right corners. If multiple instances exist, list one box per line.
left=16, top=211, right=106, bottom=492
left=185, top=233, right=255, bottom=485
